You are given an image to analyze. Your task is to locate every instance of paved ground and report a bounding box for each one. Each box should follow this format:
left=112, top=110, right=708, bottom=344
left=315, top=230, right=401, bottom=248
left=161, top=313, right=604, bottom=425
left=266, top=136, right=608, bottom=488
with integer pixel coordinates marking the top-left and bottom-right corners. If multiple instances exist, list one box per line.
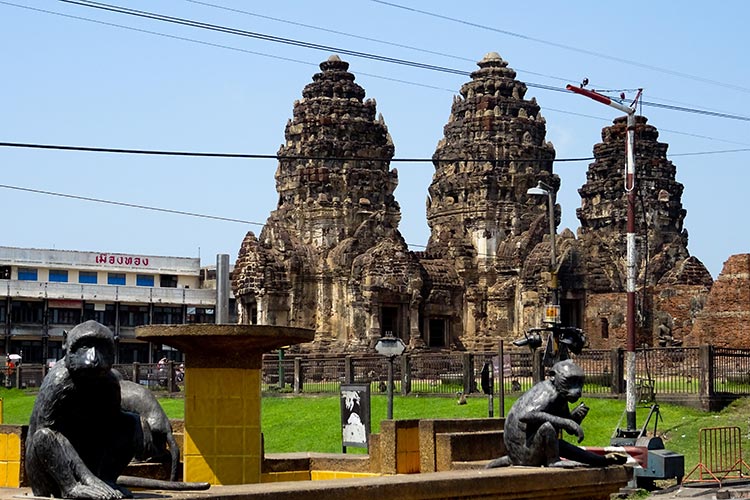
left=649, top=480, right=750, bottom=499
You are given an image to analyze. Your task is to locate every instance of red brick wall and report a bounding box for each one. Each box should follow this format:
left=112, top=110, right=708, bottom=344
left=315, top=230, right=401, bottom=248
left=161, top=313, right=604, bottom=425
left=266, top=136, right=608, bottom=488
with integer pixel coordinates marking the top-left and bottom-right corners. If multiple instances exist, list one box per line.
left=689, top=254, right=750, bottom=347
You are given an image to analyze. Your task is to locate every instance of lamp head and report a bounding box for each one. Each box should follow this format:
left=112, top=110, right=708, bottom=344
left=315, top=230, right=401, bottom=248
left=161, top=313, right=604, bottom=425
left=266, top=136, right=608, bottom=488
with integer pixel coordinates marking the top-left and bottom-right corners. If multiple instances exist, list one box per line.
left=527, top=181, right=552, bottom=196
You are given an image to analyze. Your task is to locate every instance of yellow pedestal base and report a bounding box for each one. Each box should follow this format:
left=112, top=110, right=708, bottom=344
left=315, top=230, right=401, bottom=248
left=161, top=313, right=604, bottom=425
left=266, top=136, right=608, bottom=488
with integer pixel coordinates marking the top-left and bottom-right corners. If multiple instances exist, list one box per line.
left=183, top=368, right=261, bottom=485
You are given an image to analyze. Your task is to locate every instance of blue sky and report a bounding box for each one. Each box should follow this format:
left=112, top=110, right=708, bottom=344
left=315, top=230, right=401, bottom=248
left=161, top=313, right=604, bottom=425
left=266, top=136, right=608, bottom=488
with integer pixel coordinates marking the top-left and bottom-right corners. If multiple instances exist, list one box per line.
left=1, top=1, right=748, bottom=278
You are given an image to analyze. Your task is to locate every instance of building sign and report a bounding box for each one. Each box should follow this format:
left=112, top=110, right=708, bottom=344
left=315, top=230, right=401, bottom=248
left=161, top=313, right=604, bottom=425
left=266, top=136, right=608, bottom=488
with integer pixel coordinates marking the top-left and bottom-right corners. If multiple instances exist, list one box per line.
left=340, top=383, right=371, bottom=452
left=95, top=253, right=150, bottom=267
left=48, top=300, right=83, bottom=309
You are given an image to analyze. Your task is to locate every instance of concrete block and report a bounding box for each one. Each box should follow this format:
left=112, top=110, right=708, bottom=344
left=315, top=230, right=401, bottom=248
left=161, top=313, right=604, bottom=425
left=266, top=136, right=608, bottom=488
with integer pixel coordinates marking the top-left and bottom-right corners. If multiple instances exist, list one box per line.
left=435, top=430, right=505, bottom=471
left=418, top=418, right=504, bottom=472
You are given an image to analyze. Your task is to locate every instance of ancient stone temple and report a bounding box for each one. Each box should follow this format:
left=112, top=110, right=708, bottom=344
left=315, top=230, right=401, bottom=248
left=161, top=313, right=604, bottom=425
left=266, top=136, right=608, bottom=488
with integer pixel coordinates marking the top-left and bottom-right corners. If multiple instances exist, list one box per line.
left=232, top=53, right=715, bottom=354
left=232, top=56, right=423, bottom=351
left=573, top=116, right=713, bottom=348
left=424, top=52, right=558, bottom=350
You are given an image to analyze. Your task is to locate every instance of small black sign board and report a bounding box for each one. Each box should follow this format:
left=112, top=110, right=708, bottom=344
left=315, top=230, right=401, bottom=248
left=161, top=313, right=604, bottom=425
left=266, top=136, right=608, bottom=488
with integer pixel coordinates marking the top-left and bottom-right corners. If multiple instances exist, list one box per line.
left=340, top=383, right=371, bottom=452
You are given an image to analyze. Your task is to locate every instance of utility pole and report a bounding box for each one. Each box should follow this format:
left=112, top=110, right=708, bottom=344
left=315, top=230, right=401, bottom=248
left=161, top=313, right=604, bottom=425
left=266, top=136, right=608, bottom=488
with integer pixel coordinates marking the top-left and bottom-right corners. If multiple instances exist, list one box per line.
left=566, top=84, right=642, bottom=431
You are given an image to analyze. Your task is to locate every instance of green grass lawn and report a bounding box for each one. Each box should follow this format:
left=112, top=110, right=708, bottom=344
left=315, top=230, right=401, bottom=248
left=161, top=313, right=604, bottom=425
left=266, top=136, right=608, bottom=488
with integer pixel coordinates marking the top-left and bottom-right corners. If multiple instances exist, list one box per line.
left=3, top=388, right=748, bottom=470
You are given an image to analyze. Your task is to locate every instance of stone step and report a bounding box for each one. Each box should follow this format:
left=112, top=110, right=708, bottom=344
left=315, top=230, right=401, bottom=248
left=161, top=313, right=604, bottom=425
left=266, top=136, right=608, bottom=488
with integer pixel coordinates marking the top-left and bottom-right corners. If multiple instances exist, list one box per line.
left=435, top=430, right=505, bottom=472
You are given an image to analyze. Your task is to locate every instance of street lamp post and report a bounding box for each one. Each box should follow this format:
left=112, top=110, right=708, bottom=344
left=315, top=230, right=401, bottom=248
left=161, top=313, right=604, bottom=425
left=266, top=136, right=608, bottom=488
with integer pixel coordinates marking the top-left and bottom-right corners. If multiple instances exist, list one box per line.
left=527, top=181, right=558, bottom=307
left=375, top=334, right=406, bottom=420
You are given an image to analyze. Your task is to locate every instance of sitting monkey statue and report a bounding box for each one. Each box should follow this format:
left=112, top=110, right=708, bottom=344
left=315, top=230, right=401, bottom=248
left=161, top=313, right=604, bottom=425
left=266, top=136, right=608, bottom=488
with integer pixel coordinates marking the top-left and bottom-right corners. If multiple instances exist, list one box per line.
left=118, top=377, right=181, bottom=481
left=488, top=359, right=624, bottom=468
left=26, top=321, right=140, bottom=499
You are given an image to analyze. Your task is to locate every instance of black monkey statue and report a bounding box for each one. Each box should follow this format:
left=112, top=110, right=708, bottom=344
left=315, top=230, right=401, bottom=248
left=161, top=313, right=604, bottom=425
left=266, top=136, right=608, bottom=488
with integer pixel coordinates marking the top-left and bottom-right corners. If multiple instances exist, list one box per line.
left=118, top=377, right=181, bottom=481
left=488, top=359, right=624, bottom=468
left=26, top=320, right=139, bottom=499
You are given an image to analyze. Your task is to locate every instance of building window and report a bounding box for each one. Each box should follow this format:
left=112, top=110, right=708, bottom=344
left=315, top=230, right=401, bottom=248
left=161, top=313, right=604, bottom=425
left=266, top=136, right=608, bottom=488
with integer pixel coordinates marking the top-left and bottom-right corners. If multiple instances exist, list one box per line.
left=49, top=270, right=69, bottom=283
left=18, top=268, right=38, bottom=281
left=136, top=274, right=155, bottom=287
left=160, top=274, right=178, bottom=288
left=119, top=305, right=149, bottom=327
left=187, top=306, right=215, bottom=324
left=108, top=273, right=126, bottom=286
left=49, top=308, right=82, bottom=325
left=83, top=303, right=116, bottom=327
left=0, top=266, right=10, bottom=279
left=600, top=318, right=609, bottom=339
left=10, top=301, right=44, bottom=323
left=79, top=271, right=98, bottom=284
left=153, top=306, right=183, bottom=324
left=0, top=302, right=6, bottom=323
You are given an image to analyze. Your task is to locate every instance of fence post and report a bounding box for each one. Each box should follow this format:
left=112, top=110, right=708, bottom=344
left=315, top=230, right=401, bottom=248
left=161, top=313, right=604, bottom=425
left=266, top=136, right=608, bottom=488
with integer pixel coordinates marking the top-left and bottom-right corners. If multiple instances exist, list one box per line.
left=344, top=356, right=355, bottom=384
left=132, top=362, right=139, bottom=383
left=699, top=344, right=714, bottom=406
left=167, top=360, right=176, bottom=393
left=401, top=354, right=411, bottom=395
left=462, top=353, right=474, bottom=394
left=532, top=350, right=544, bottom=385
left=293, top=357, right=303, bottom=394
left=611, top=348, right=624, bottom=395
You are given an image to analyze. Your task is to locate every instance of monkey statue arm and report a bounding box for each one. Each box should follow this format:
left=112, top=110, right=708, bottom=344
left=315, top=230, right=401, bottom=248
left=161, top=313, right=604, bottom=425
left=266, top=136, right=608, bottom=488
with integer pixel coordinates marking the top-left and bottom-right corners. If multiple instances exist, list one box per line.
left=519, top=411, right=585, bottom=443
left=569, top=402, right=589, bottom=424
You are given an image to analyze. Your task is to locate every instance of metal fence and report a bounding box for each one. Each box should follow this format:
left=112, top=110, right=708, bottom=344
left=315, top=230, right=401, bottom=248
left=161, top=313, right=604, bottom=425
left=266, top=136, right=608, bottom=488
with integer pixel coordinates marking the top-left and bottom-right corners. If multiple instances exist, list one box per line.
left=713, top=348, right=750, bottom=396
left=636, top=347, right=701, bottom=395
left=6, top=345, right=749, bottom=409
left=3, top=361, right=185, bottom=392
left=572, top=349, right=615, bottom=395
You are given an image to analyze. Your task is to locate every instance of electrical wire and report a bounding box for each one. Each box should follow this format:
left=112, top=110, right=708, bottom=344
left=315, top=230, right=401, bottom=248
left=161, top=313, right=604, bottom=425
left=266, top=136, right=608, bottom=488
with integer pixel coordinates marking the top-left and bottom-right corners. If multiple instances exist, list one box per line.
left=668, top=148, right=750, bottom=157
left=0, top=183, right=264, bottom=227
left=2, top=141, right=749, bottom=161
left=0, top=141, right=595, bottom=163
left=4, top=1, right=748, bottom=123
left=370, top=0, right=750, bottom=94
left=181, top=0, right=578, bottom=85
left=53, top=0, right=750, bottom=122
left=58, top=0, right=470, bottom=76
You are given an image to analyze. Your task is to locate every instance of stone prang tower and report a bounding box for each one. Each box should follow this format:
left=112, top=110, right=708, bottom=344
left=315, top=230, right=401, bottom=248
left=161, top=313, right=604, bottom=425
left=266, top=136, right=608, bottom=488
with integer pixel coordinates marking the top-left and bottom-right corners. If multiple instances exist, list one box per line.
left=576, top=116, right=712, bottom=348
left=232, top=56, right=423, bottom=351
left=424, top=52, right=559, bottom=350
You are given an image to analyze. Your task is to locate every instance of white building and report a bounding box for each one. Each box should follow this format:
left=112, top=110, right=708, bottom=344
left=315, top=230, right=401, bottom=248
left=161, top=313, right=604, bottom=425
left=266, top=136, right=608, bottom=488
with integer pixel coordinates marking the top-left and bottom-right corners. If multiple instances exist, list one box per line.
left=0, top=246, right=233, bottom=363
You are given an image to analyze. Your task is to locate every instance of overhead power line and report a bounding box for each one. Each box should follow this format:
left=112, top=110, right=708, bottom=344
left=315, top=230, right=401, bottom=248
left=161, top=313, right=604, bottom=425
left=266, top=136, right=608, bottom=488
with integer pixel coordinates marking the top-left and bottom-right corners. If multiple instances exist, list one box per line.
left=0, top=182, right=430, bottom=251
left=1, top=141, right=748, bottom=162
left=0, top=183, right=264, bottom=227
left=668, top=148, right=750, bottom=157
left=2, top=1, right=745, bottom=124
left=54, top=0, right=750, bottom=123
left=370, top=0, right=750, bottom=95
left=59, top=0, right=470, bottom=76
left=3, top=4, right=749, bottom=146
left=181, top=0, right=577, bottom=85
left=0, top=141, right=593, bottom=163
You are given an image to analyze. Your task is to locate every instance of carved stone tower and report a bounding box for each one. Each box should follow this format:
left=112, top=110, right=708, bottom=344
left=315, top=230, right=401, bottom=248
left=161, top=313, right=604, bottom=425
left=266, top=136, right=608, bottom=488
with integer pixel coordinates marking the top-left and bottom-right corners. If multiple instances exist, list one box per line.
left=577, top=115, right=692, bottom=290
left=577, top=115, right=712, bottom=348
left=424, top=52, right=559, bottom=349
left=232, top=56, right=423, bottom=351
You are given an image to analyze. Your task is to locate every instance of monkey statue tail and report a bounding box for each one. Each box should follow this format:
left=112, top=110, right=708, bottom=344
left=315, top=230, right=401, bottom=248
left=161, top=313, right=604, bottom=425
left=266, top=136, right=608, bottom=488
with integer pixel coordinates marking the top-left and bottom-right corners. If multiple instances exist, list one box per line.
left=117, top=476, right=210, bottom=491
left=485, top=455, right=512, bottom=468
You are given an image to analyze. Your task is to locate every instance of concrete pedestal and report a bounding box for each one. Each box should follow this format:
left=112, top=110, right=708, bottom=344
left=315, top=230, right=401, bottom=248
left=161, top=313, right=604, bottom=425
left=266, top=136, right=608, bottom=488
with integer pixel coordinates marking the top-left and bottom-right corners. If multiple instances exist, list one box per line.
left=136, top=324, right=314, bottom=485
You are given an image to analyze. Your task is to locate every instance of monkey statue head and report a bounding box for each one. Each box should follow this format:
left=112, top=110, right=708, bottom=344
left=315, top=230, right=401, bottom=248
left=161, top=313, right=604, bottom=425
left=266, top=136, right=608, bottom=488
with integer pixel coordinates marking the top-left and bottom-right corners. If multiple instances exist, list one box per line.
left=63, top=320, right=116, bottom=379
left=549, top=359, right=584, bottom=403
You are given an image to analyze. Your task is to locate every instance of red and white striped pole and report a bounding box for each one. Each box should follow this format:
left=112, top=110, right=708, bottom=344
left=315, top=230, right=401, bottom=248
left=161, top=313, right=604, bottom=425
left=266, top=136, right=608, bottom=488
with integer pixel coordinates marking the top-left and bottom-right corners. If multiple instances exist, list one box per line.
left=566, top=84, right=642, bottom=431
